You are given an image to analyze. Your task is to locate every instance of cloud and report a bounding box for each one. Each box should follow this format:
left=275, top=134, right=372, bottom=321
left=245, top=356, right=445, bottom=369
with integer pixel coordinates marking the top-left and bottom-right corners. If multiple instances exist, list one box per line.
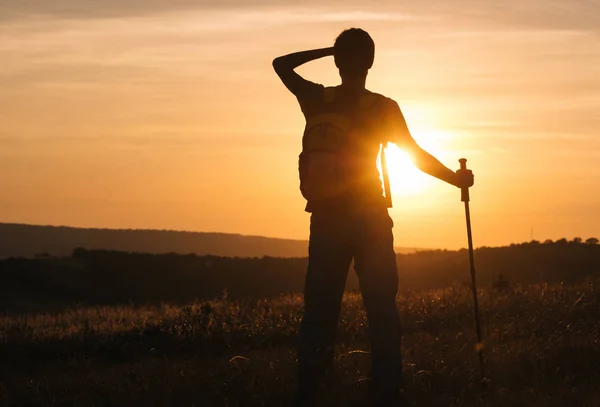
left=0, top=0, right=225, bottom=21
left=0, top=0, right=417, bottom=23
left=1, top=0, right=599, bottom=150
left=1, top=0, right=596, bottom=34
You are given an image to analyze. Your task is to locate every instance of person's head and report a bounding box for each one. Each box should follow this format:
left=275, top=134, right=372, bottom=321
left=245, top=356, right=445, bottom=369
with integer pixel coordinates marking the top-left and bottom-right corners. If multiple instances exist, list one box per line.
left=334, top=28, right=375, bottom=79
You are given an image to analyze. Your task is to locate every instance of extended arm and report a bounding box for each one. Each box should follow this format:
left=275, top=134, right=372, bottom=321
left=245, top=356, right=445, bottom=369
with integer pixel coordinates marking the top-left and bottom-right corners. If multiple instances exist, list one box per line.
left=409, top=140, right=459, bottom=186
left=389, top=102, right=470, bottom=187
left=272, top=47, right=333, bottom=96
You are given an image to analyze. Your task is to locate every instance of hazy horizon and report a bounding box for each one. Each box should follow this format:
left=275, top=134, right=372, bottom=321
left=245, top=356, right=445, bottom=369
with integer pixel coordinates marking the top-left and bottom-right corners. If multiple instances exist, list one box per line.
left=2, top=0, right=599, bottom=249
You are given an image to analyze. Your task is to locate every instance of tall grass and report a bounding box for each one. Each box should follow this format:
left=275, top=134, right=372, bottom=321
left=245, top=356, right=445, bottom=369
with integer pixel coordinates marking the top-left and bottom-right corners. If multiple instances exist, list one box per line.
left=1, top=281, right=599, bottom=406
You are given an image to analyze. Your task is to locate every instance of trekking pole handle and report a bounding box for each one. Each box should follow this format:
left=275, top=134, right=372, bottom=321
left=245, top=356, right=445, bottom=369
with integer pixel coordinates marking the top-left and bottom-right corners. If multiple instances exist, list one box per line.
left=458, top=158, right=470, bottom=202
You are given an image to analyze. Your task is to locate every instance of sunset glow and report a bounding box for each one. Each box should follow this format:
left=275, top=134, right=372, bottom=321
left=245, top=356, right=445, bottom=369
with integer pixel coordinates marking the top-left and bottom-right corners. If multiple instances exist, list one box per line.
left=1, top=1, right=599, bottom=249
left=382, top=145, right=427, bottom=196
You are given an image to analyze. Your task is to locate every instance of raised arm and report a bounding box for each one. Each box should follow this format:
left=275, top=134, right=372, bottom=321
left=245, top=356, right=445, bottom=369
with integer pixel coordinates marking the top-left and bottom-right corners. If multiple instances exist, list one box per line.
left=387, top=101, right=474, bottom=188
left=272, top=47, right=333, bottom=97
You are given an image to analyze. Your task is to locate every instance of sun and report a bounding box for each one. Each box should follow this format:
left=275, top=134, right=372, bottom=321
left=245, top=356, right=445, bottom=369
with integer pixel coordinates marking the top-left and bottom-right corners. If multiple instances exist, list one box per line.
left=379, top=144, right=428, bottom=196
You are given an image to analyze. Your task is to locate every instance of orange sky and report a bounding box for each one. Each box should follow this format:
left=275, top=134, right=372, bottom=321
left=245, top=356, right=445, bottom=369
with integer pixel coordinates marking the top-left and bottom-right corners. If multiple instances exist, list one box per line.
left=1, top=1, right=599, bottom=249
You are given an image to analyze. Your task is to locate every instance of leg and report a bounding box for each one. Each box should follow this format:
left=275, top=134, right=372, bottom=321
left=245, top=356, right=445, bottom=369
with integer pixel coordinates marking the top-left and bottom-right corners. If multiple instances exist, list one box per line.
left=297, top=212, right=353, bottom=406
left=353, top=209, right=403, bottom=406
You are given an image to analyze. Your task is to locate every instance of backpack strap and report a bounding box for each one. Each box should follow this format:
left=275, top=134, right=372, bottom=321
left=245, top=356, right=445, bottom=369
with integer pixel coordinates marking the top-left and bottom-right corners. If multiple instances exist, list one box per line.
left=380, top=143, right=393, bottom=208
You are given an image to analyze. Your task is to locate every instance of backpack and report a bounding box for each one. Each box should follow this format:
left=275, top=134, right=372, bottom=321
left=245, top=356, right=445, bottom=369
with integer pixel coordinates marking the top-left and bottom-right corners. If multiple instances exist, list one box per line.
left=298, top=87, right=392, bottom=208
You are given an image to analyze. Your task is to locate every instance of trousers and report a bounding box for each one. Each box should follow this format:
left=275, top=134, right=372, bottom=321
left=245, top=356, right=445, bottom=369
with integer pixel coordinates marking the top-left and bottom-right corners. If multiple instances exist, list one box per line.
left=297, top=206, right=403, bottom=406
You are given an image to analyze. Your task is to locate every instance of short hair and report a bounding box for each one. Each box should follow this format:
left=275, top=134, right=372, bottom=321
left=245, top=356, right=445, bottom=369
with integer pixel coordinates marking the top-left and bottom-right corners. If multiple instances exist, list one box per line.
left=334, top=28, right=375, bottom=75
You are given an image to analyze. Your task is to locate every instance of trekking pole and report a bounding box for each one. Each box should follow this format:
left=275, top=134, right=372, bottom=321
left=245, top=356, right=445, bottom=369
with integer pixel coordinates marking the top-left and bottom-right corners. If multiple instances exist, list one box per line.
left=458, top=158, right=486, bottom=393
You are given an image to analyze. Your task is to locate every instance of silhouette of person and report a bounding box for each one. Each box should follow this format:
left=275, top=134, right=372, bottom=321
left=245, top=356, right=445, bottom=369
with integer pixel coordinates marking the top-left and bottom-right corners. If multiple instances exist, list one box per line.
left=273, top=28, right=474, bottom=407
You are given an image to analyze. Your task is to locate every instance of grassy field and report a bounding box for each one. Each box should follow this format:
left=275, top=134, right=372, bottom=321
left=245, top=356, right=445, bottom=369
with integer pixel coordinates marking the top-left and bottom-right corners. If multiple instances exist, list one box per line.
left=1, top=280, right=600, bottom=407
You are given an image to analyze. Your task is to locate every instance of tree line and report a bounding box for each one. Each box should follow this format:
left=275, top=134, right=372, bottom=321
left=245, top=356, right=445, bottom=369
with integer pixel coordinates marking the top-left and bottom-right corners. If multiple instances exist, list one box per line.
left=1, top=238, right=598, bottom=313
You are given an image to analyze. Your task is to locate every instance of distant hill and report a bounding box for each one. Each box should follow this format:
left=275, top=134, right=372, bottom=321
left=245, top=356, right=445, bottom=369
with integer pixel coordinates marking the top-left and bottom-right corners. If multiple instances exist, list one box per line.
left=0, top=223, right=420, bottom=259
